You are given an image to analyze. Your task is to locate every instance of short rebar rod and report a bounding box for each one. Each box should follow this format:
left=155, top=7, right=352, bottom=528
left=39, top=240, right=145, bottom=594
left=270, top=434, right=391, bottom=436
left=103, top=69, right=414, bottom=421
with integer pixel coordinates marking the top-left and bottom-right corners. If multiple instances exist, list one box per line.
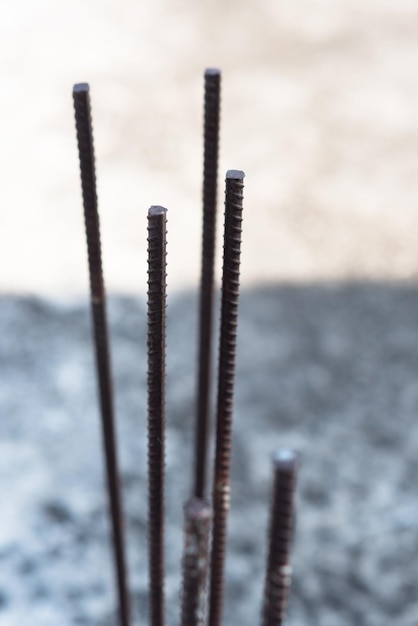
left=147, top=205, right=168, bottom=626
left=208, top=170, right=245, bottom=626
left=262, top=450, right=299, bottom=626
left=194, top=68, right=221, bottom=500
left=72, top=83, right=130, bottom=626
left=180, top=498, right=212, bottom=626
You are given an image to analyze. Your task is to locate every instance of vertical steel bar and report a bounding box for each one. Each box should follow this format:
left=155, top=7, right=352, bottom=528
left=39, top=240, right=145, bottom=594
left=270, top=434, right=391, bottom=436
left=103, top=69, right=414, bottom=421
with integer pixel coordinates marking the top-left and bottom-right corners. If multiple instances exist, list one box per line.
left=208, top=170, right=245, bottom=626
left=262, top=449, right=299, bottom=626
left=72, top=82, right=130, bottom=626
left=180, top=498, right=212, bottom=626
left=194, top=68, right=221, bottom=500
left=147, top=205, right=168, bottom=626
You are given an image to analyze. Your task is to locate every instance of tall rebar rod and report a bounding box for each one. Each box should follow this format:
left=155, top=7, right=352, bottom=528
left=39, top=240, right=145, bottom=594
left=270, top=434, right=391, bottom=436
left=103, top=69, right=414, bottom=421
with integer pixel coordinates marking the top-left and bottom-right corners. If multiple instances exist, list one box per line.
left=194, top=68, right=221, bottom=499
left=262, top=450, right=299, bottom=626
left=180, top=498, right=212, bottom=626
left=72, top=83, right=130, bottom=626
left=208, top=170, right=245, bottom=626
left=147, top=205, right=168, bottom=626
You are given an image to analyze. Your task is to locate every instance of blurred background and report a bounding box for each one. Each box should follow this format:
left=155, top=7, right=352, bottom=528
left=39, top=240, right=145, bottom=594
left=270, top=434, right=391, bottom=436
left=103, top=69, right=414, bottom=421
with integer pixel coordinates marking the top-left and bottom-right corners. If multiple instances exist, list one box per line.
left=1, top=0, right=418, bottom=295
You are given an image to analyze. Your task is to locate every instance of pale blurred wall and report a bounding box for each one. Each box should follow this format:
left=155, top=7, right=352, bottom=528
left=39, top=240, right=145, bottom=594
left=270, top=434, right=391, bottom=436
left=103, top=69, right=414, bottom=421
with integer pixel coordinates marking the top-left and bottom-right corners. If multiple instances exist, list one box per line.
left=1, top=0, right=417, bottom=294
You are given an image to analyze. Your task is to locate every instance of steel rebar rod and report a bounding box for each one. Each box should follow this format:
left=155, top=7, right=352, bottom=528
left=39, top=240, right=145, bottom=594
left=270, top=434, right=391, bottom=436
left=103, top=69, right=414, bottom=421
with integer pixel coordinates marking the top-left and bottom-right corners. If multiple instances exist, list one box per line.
left=180, top=498, right=212, bottom=626
left=194, top=68, right=221, bottom=500
left=261, top=449, right=299, bottom=626
left=208, top=170, right=245, bottom=626
left=72, top=82, right=130, bottom=626
left=147, top=205, right=168, bottom=626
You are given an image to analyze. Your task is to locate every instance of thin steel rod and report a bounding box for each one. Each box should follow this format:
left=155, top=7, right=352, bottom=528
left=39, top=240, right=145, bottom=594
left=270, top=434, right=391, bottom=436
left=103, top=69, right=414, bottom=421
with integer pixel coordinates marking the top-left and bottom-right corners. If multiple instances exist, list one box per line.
left=261, top=449, right=299, bottom=626
left=208, top=170, right=245, bottom=626
left=147, top=205, right=168, bottom=626
left=194, top=68, right=221, bottom=500
left=72, top=82, right=130, bottom=626
left=180, top=498, right=212, bottom=626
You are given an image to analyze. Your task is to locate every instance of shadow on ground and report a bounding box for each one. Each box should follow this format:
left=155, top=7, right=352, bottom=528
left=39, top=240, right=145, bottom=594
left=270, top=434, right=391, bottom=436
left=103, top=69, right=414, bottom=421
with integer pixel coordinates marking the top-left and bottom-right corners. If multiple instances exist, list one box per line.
left=0, top=281, right=417, bottom=626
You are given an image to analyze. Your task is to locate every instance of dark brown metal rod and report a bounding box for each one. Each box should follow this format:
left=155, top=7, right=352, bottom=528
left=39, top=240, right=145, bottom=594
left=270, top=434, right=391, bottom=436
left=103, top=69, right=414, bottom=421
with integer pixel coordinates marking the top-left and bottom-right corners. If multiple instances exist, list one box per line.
left=194, top=68, right=221, bottom=500
left=262, top=449, right=299, bottom=626
left=208, top=170, right=245, bottom=626
left=180, top=498, right=212, bottom=626
left=147, top=205, right=168, bottom=626
left=72, top=83, right=130, bottom=626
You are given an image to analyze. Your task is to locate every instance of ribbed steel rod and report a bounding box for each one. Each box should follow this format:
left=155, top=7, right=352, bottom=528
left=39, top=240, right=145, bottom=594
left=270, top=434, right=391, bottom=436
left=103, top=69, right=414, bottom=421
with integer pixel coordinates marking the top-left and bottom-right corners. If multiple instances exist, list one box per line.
left=194, top=68, right=221, bottom=500
left=262, top=449, right=299, bottom=626
left=147, top=205, right=168, bottom=626
left=208, top=170, right=245, bottom=626
left=180, top=498, right=212, bottom=626
left=72, top=83, right=130, bottom=626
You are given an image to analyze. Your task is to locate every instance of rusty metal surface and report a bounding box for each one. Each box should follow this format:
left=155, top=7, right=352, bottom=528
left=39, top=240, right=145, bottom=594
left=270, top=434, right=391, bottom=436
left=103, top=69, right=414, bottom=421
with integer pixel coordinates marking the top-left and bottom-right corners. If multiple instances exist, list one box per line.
left=262, top=449, right=299, bottom=626
left=194, top=68, right=221, bottom=500
left=208, top=170, right=245, bottom=626
left=147, top=205, right=168, bottom=626
left=72, top=82, right=131, bottom=626
left=180, top=497, right=212, bottom=626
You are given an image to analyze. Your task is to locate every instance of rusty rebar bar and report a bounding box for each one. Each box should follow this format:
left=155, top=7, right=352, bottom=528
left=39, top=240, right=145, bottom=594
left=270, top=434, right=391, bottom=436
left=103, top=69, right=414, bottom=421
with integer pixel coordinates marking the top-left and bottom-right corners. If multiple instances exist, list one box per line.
left=262, top=449, right=299, bottom=626
left=147, top=205, right=168, bottom=626
left=180, top=498, right=212, bottom=626
left=194, top=68, right=221, bottom=500
left=208, top=170, right=245, bottom=626
left=72, top=82, right=130, bottom=626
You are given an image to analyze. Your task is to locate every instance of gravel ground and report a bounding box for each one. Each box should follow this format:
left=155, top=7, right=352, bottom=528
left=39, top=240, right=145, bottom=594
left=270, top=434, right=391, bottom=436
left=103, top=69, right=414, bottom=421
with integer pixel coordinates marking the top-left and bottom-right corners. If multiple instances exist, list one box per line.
left=1, top=285, right=418, bottom=625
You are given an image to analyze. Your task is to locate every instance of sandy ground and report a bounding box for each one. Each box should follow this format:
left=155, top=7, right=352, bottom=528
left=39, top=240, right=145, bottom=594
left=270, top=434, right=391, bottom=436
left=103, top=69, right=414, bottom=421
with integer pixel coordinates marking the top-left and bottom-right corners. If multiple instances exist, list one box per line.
left=1, top=1, right=418, bottom=625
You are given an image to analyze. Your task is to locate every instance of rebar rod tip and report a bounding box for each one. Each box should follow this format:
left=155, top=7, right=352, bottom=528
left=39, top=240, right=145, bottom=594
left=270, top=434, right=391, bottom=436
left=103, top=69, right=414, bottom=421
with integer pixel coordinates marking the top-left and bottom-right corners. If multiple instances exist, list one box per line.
left=148, top=205, right=168, bottom=217
left=272, top=448, right=299, bottom=471
left=226, top=169, right=245, bottom=180
left=205, top=68, right=221, bottom=77
left=184, top=497, right=212, bottom=522
left=73, top=82, right=90, bottom=94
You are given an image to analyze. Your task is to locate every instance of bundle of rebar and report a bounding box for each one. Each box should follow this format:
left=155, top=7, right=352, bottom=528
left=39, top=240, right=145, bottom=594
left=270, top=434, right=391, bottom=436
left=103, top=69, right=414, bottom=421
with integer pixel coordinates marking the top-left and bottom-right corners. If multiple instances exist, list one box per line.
left=73, top=69, right=299, bottom=626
